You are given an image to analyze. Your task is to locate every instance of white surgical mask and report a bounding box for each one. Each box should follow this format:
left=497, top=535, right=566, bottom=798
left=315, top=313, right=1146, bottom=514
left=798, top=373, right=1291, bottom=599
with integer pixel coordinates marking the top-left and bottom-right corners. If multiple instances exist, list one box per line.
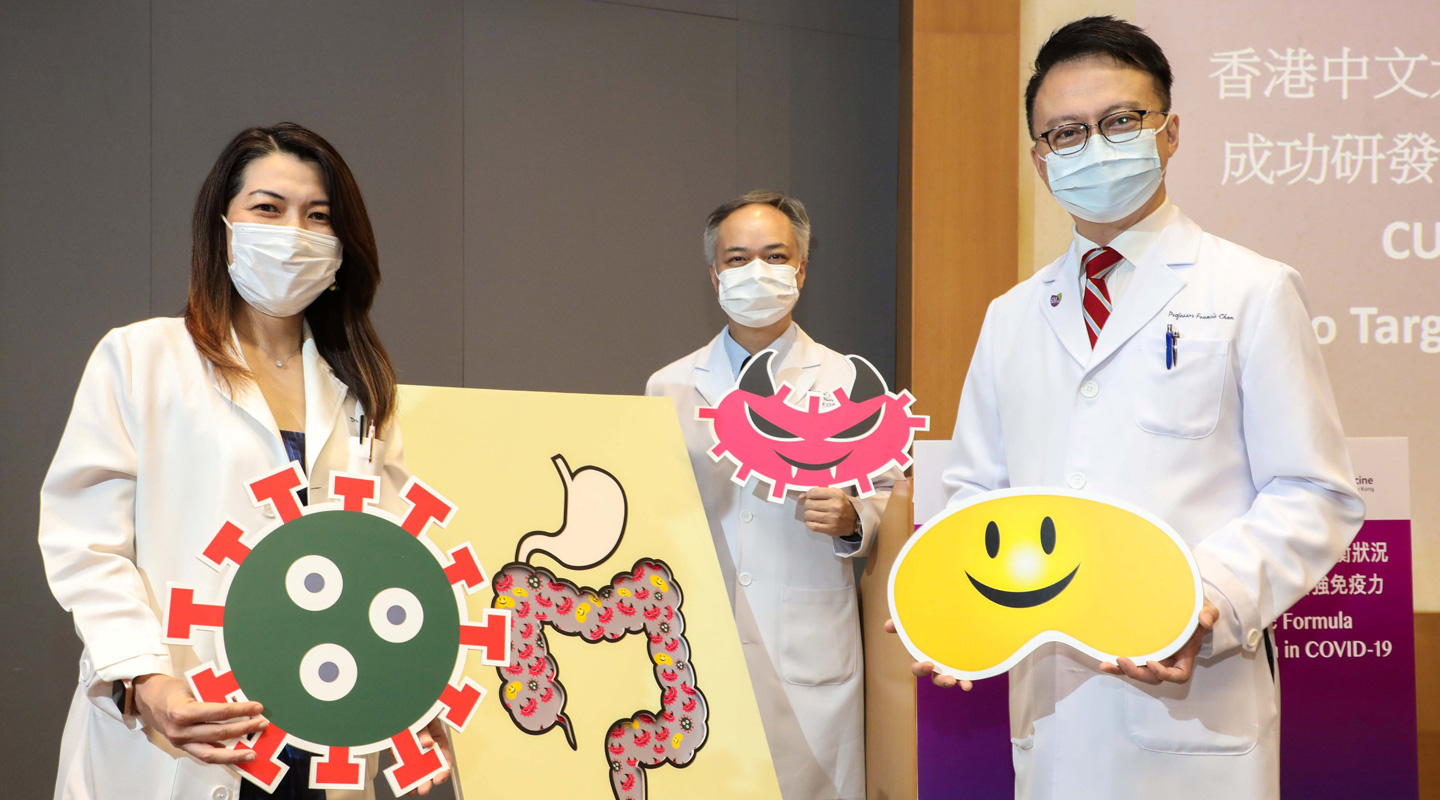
left=225, top=217, right=343, bottom=318
left=1044, top=116, right=1170, bottom=223
left=715, top=259, right=800, bottom=328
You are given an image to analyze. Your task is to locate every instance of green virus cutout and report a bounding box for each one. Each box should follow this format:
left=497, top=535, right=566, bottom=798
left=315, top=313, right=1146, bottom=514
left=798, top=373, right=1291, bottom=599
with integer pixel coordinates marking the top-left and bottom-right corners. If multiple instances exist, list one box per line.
left=162, top=465, right=511, bottom=795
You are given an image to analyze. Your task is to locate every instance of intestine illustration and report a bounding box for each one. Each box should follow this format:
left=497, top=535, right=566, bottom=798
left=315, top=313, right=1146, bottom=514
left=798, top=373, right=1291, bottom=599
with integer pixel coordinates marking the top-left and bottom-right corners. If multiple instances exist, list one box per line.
left=493, top=456, right=708, bottom=800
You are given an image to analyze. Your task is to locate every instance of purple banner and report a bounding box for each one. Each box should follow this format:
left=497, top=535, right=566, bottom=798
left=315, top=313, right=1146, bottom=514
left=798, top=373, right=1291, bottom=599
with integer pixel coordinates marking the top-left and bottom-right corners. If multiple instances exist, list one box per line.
left=909, top=438, right=1417, bottom=798
left=1274, top=519, right=1419, bottom=799
left=916, top=677, right=1012, bottom=799
left=913, top=520, right=1418, bottom=798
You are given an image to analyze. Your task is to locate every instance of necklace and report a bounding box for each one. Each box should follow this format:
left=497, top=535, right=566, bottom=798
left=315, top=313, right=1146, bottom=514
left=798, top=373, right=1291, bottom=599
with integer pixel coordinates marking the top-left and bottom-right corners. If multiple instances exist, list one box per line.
left=255, top=341, right=303, bottom=369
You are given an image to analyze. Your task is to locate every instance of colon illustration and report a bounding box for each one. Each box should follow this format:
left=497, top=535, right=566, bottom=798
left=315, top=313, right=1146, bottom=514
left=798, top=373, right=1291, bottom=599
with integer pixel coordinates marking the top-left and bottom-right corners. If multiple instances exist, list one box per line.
left=493, top=455, right=708, bottom=800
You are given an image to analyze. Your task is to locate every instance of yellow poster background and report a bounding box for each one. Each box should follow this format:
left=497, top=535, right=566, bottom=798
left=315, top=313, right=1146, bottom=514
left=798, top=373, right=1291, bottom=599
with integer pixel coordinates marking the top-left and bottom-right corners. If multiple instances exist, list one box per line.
left=397, top=385, right=781, bottom=799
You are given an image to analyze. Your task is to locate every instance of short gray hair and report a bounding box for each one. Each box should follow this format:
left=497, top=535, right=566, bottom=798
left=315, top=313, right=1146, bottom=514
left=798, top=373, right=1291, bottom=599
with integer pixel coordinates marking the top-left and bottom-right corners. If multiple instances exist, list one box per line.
left=702, top=190, right=811, bottom=265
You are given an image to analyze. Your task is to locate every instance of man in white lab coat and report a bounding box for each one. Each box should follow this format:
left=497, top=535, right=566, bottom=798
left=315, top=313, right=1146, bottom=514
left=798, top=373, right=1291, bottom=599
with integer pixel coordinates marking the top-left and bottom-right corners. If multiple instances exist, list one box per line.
left=646, top=191, right=893, bottom=799
left=913, top=16, right=1365, bottom=800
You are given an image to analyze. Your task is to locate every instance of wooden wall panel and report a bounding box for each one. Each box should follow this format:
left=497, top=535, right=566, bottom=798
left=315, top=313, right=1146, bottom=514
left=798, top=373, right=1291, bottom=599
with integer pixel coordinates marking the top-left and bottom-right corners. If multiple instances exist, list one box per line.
left=872, top=0, right=1022, bottom=794
left=861, top=480, right=917, bottom=799
left=898, top=0, right=1022, bottom=438
left=1417, top=613, right=1440, bottom=799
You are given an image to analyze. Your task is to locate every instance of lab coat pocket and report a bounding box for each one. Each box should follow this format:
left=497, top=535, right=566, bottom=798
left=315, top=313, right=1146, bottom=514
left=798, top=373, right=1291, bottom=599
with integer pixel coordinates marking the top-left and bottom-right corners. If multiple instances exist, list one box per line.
left=1123, top=661, right=1259, bottom=755
left=347, top=435, right=388, bottom=476
left=1132, top=336, right=1231, bottom=439
left=778, top=586, right=860, bottom=687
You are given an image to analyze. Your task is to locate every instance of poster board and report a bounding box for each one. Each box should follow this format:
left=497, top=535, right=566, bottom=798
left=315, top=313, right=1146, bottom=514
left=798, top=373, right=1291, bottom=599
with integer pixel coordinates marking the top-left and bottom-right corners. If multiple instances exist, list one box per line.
left=397, top=385, right=782, bottom=800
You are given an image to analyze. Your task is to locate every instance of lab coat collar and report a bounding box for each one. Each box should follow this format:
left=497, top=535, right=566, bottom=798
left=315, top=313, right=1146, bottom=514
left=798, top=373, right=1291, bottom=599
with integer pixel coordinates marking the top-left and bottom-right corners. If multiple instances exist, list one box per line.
left=1039, top=203, right=1199, bottom=369
left=693, top=321, right=817, bottom=406
left=212, top=320, right=348, bottom=475
left=301, top=325, right=348, bottom=477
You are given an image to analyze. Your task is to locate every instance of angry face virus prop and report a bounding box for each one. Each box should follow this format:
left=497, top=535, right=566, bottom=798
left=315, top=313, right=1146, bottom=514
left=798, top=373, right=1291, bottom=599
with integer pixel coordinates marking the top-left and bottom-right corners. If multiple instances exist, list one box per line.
left=493, top=455, right=708, bottom=800
left=696, top=350, right=928, bottom=502
left=162, top=465, right=512, bottom=795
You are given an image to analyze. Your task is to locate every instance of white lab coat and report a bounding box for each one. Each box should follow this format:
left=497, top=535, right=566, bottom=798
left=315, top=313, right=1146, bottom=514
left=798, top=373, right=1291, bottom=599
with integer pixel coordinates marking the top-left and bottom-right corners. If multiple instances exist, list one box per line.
left=940, top=205, right=1365, bottom=800
left=646, top=324, right=894, bottom=800
left=39, top=317, right=408, bottom=800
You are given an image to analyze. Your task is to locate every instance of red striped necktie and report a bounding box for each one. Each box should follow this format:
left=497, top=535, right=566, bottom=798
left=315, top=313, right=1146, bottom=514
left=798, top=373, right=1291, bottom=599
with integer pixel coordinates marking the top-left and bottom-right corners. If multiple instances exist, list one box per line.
left=1082, top=246, right=1123, bottom=348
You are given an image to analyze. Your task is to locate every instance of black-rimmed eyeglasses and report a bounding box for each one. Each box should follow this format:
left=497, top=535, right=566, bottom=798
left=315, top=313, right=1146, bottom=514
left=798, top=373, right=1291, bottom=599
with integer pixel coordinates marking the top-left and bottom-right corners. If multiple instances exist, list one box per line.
left=1034, top=109, right=1169, bottom=157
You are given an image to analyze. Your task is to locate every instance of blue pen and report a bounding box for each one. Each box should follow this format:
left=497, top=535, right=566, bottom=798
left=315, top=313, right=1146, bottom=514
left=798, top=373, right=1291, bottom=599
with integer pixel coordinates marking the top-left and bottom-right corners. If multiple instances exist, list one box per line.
left=1165, top=325, right=1175, bottom=370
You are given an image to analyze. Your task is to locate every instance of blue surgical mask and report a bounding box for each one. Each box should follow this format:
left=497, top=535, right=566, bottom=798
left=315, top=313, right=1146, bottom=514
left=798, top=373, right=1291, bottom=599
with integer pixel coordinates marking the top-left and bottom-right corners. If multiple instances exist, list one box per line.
left=1045, top=116, right=1170, bottom=224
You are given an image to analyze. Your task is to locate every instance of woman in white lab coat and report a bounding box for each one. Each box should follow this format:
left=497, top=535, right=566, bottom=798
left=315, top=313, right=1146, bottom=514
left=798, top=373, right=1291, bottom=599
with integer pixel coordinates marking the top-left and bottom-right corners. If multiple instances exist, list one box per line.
left=38, top=123, right=444, bottom=800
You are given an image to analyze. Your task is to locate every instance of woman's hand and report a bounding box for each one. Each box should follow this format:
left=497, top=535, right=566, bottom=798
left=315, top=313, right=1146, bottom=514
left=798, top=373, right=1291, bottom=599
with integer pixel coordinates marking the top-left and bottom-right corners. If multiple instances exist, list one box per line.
left=407, top=717, right=454, bottom=796
left=132, top=673, right=267, bottom=764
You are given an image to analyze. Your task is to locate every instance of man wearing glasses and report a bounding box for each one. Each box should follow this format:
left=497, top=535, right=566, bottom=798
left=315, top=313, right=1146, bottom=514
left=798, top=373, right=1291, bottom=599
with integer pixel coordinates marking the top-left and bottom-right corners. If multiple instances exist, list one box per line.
left=917, top=16, right=1364, bottom=799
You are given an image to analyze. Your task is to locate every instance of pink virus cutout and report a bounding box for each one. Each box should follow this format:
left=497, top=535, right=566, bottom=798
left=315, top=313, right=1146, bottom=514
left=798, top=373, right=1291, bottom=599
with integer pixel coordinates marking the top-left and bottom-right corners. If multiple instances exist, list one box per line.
left=162, top=465, right=512, bottom=796
left=696, top=350, right=928, bottom=502
left=493, top=560, right=707, bottom=800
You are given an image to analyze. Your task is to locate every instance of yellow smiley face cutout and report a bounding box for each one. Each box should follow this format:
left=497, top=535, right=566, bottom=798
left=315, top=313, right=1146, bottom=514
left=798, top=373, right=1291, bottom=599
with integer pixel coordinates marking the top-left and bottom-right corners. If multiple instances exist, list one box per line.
left=888, top=488, right=1202, bottom=680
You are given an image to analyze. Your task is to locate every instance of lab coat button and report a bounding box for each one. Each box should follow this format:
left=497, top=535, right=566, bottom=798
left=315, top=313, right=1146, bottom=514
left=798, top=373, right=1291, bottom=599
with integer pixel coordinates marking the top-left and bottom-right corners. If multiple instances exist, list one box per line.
left=1068, top=473, right=1086, bottom=489
left=1247, top=628, right=1262, bottom=648
left=740, top=510, right=754, bottom=523
left=263, top=505, right=277, bottom=519
left=1080, top=381, right=1099, bottom=398
left=78, top=659, right=92, bottom=682
left=212, top=788, right=231, bottom=800
left=738, top=573, right=754, bottom=586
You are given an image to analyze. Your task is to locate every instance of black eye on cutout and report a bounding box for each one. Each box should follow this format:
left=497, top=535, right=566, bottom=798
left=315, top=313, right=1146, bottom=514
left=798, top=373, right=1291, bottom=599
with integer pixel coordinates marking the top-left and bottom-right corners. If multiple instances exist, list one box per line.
left=1041, top=516, right=1056, bottom=555
left=985, top=521, right=1000, bottom=559
left=827, top=408, right=884, bottom=442
left=746, top=406, right=801, bottom=440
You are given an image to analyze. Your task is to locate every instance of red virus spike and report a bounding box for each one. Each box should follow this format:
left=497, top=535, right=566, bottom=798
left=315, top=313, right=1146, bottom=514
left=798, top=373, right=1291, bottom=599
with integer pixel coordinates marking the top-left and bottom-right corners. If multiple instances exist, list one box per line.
left=163, top=586, right=224, bottom=643
left=199, top=521, right=249, bottom=570
left=443, top=543, right=488, bottom=593
left=437, top=677, right=486, bottom=729
left=186, top=664, right=239, bottom=703
left=330, top=473, right=380, bottom=512
left=855, top=474, right=875, bottom=495
left=399, top=478, right=456, bottom=538
left=311, top=746, right=365, bottom=790
left=384, top=727, right=448, bottom=797
left=808, top=395, right=821, bottom=412
left=248, top=465, right=305, bottom=523
left=234, top=721, right=290, bottom=792
left=460, top=608, right=513, bottom=666
left=696, top=407, right=717, bottom=420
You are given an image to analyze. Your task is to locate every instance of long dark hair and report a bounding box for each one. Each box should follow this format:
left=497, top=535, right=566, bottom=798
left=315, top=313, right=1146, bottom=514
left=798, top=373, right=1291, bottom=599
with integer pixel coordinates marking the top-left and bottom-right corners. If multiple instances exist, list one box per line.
left=183, top=122, right=397, bottom=430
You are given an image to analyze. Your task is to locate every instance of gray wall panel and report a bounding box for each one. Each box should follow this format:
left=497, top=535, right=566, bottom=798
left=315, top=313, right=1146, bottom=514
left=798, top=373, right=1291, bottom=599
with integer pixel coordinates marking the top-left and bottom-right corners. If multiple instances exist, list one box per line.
left=0, top=2, right=152, bottom=795
left=739, top=0, right=900, bottom=40
left=149, top=0, right=465, bottom=386
left=738, top=22, right=900, bottom=382
left=593, top=0, right=738, bottom=18
left=736, top=21, right=793, bottom=193
left=787, top=27, right=899, bottom=382
left=465, top=0, right=736, bottom=393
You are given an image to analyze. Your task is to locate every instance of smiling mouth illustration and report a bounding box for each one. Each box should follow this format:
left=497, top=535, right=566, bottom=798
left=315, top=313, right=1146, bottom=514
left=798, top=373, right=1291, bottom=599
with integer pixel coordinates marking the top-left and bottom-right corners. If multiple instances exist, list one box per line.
left=775, top=452, right=850, bottom=472
left=966, top=565, right=1080, bottom=608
